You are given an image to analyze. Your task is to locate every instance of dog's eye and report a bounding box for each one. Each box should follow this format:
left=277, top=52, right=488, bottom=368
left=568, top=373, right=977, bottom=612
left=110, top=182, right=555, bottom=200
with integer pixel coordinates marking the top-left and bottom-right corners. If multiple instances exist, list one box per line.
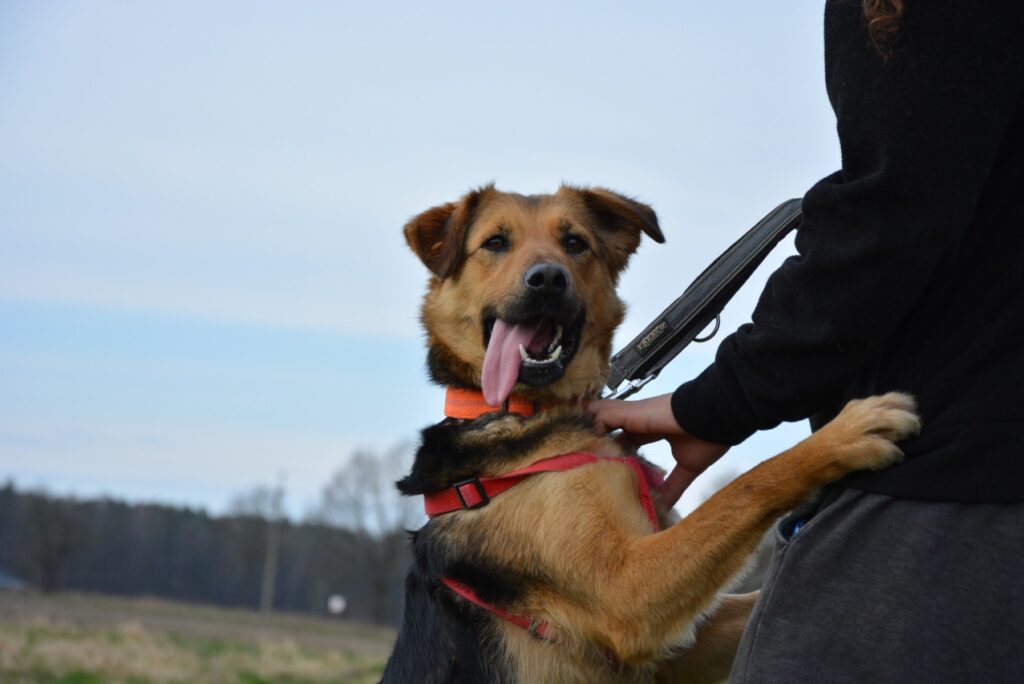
left=563, top=234, right=588, bottom=254
left=482, top=235, right=509, bottom=252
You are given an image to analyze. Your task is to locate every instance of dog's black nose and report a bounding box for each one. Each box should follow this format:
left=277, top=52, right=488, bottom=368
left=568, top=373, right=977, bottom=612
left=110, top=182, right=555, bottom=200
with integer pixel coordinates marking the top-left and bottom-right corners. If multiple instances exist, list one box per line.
left=524, top=263, right=569, bottom=293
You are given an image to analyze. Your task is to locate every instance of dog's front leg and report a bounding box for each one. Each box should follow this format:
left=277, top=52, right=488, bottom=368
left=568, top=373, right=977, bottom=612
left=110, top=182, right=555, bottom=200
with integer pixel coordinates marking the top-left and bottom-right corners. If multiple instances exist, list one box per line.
left=551, top=393, right=918, bottom=664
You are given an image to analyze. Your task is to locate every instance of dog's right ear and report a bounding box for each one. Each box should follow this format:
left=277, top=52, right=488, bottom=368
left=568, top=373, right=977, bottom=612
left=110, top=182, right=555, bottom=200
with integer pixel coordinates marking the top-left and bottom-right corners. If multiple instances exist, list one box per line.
left=404, top=186, right=493, bottom=279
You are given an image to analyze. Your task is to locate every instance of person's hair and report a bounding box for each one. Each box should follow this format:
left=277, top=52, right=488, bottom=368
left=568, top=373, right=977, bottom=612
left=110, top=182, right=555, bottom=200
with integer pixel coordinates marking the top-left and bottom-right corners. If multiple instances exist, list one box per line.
left=863, top=0, right=905, bottom=54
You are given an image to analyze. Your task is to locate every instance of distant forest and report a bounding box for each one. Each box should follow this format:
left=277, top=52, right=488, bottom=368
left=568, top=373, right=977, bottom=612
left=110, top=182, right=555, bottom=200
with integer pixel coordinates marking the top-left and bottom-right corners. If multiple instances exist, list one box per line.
left=0, top=446, right=417, bottom=627
left=0, top=453, right=772, bottom=629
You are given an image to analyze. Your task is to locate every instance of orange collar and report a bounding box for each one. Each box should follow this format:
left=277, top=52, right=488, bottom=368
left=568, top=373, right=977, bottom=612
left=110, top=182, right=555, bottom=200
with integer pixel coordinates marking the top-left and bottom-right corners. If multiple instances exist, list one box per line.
left=444, top=386, right=543, bottom=419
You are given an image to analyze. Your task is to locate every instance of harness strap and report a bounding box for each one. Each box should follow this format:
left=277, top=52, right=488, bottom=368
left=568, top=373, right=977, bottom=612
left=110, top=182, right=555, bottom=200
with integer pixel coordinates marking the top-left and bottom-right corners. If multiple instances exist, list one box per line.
left=426, top=451, right=665, bottom=642
left=440, top=576, right=553, bottom=640
left=423, top=452, right=600, bottom=516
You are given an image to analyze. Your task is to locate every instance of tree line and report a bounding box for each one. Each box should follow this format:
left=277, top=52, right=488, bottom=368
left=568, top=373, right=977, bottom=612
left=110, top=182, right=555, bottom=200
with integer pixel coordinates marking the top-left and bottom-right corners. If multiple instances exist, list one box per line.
left=0, top=447, right=772, bottom=627
left=0, top=445, right=417, bottom=626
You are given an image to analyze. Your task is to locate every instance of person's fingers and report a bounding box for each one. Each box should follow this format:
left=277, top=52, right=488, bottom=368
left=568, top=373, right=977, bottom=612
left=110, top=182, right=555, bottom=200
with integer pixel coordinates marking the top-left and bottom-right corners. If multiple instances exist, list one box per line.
left=627, top=394, right=680, bottom=435
left=588, top=399, right=638, bottom=435
left=589, top=396, right=730, bottom=508
left=585, top=398, right=627, bottom=434
left=672, top=440, right=731, bottom=474
left=657, top=465, right=701, bottom=508
left=587, top=394, right=680, bottom=436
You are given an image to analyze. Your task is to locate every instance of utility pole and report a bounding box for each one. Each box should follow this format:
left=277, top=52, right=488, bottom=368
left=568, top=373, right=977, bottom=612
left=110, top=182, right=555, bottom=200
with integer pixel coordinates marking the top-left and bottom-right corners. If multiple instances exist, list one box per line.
left=259, top=473, right=285, bottom=614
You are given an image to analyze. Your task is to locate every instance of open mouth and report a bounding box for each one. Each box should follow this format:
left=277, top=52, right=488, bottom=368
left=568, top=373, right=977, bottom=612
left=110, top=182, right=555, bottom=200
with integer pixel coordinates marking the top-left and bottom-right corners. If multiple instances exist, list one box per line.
left=480, top=312, right=584, bottom=406
left=501, top=318, right=564, bottom=365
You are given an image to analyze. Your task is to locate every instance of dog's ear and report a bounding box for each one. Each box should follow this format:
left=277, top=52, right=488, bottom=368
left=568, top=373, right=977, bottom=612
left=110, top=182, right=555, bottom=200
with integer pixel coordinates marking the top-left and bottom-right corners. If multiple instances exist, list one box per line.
left=565, top=186, right=665, bottom=273
left=404, top=186, right=493, bottom=279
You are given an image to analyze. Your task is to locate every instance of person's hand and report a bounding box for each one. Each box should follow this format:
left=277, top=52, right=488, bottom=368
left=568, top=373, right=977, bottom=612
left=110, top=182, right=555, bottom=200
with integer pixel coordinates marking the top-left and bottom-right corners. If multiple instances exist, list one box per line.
left=587, top=393, right=729, bottom=508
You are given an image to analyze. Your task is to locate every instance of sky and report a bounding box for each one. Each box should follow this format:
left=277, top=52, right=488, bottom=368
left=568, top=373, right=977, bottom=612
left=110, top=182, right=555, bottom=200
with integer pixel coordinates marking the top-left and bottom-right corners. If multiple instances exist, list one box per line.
left=0, top=1, right=840, bottom=518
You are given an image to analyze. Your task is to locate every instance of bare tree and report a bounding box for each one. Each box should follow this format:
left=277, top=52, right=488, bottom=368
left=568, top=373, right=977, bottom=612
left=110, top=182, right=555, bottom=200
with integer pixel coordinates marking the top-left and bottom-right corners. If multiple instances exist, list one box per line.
left=228, top=479, right=287, bottom=613
left=259, top=477, right=285, bottom=614
left=21, top=493, right=85, bottom=592
left=227, top=485, right=278, bottom=518
left=316, top=444, right=419, bottom=535
left=313, top=443, right=419, bottom=624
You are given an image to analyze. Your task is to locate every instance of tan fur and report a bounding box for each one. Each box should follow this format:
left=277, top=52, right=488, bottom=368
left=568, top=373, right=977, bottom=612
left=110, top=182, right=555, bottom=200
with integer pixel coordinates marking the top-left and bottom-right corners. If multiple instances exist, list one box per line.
left=404, top=187, right=920, bottom=682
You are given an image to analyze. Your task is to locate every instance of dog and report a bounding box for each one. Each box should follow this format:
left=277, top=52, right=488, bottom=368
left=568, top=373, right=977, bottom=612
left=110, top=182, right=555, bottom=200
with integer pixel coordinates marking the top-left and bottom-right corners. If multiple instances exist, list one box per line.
left=382, top=185, right=919, bottom=683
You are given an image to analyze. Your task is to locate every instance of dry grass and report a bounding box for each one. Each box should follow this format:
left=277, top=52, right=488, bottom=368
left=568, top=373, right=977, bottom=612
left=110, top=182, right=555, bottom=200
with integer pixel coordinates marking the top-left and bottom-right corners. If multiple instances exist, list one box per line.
left=0, top=591, right=394, bottom=684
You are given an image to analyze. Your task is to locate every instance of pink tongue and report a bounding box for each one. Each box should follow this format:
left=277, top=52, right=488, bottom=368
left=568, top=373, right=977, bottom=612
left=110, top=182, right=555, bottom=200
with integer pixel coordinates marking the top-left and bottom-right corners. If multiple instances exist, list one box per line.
left=481, top=319, right=540, bottom=407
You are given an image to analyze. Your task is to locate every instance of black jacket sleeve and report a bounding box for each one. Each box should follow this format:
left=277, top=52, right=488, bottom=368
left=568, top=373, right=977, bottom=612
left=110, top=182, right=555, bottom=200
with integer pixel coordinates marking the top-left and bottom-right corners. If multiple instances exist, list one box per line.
left=671, top=0, right=1024, bottom=445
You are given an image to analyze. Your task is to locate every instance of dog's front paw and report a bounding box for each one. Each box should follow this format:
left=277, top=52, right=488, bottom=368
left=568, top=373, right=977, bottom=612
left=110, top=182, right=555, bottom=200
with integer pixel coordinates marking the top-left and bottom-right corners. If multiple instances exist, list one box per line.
left=822, top=392, right=921, bottom=473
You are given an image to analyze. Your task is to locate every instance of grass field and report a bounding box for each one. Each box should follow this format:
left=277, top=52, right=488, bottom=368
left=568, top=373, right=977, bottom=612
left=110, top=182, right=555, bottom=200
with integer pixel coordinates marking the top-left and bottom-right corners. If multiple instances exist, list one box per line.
left=0, top=591, right=394, bottom=684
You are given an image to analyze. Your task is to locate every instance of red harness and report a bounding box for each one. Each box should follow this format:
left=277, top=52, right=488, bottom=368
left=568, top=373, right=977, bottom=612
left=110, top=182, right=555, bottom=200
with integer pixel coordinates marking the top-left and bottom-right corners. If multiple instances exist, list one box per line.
left=424, top=449, right=664, bottom=641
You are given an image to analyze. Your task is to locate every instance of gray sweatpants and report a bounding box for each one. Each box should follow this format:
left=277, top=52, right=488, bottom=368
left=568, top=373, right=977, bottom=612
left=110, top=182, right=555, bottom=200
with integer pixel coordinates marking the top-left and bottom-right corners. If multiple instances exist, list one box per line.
left=729, top=488, right=1024, bottom=683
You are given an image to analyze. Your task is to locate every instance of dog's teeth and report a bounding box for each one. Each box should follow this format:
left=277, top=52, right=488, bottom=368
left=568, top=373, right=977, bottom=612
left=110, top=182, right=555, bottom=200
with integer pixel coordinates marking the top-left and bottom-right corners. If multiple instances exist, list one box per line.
left=520, top=340, right=561, bottom=366
left=546, top=326, right=564, bottom=354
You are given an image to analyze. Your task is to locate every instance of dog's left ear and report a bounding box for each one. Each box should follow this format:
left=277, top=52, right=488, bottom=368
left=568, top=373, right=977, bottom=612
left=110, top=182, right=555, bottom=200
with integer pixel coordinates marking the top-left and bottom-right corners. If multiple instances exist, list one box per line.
left=404, top=186, right=493, bottom=279
left=565, top=186, right=665, bottom=273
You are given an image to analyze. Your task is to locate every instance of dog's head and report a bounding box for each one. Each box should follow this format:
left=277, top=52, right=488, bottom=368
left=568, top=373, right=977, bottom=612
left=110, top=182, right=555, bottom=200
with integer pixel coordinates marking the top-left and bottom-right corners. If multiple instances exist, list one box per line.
left=405, top=185, right=664, bottom=405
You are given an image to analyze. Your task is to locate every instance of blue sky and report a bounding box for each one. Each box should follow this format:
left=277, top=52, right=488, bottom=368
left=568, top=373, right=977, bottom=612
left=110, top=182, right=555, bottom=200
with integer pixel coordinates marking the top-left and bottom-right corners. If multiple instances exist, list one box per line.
left=1, top=1, right=840, bottom=516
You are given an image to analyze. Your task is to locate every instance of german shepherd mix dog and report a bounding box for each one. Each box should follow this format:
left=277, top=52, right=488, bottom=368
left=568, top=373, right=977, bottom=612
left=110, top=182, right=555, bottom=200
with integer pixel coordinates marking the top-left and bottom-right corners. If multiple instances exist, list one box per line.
left=383, top=185, right=918, bottom=683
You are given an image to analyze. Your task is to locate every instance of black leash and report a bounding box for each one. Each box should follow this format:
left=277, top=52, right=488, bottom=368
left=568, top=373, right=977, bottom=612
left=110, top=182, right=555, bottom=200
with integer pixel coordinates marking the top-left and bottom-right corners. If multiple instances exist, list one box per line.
left=604, top=199, right=803, bottom=400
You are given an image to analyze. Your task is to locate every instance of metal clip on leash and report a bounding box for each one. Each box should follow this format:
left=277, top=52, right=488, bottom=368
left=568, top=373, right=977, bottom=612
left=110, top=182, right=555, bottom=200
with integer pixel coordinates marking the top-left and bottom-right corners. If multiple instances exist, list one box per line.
left=603, top=199, right=803, bottom=401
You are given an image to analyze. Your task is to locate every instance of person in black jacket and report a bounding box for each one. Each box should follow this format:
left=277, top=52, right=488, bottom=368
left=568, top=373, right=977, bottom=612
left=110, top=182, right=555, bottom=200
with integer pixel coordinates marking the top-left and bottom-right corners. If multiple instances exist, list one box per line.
left=590, top=1, right=1024, bottom=681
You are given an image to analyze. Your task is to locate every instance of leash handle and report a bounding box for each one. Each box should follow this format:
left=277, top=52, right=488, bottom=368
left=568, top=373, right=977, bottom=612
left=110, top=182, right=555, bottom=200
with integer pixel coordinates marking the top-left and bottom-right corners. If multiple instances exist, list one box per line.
left=604, top=199, right=803, bottom=400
